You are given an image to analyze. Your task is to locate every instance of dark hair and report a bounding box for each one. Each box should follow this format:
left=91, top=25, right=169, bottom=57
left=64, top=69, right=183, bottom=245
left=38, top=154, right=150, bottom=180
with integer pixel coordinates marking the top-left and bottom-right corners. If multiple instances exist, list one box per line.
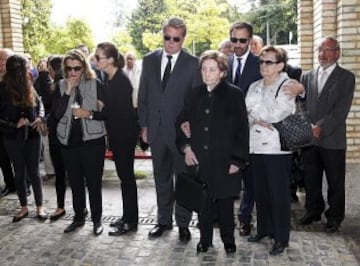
left=162, top=17, right=187, bottom=37
left=96, top=42, right=125, bottom=69
left=63, top=49, right=95, bottom=80
left=4, top=54, right=35, bottom=107
left=48, top=55, right=64, bottom=90
left=229, top=22, right=253, bottom=38
left=199, top=50, right=229, bottom=78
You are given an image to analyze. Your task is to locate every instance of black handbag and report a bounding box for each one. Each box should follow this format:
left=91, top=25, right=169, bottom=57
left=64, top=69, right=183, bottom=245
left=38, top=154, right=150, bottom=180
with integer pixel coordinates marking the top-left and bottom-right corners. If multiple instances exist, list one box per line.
left=175, top=166, right=207, bottom=213
left=273, top=81, right=314, bottom=151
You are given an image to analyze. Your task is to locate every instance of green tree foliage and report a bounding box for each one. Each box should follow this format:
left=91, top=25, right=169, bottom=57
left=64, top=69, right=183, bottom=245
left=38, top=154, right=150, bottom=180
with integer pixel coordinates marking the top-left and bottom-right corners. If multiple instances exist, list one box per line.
left=21, top=0, right=52, bottom=62
left=112, top=30, right=137, bottom=55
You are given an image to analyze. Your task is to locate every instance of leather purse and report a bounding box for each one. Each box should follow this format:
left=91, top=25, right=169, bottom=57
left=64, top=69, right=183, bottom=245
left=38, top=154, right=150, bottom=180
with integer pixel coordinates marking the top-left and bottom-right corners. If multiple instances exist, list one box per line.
left=175, top=166, right=207, bottom=213
left=273, top=81, right=314, bottom=151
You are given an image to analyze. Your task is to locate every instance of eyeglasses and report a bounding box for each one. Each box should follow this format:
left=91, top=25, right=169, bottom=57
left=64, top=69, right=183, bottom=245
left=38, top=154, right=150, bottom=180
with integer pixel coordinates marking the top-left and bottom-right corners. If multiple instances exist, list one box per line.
left=65, top=66, right=82, bottom=72
left=259, top=60, right=279, bottom=66
left=95, top=55, right=107, bottom=61
left=164, top=35, right=181, bottom=43
left=230, top=37, right=249, bottom=44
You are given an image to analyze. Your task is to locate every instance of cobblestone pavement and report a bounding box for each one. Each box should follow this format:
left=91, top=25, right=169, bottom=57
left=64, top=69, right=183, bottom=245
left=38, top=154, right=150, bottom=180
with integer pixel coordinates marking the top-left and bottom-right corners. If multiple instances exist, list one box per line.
left=0, top=160, right=359, bottom=266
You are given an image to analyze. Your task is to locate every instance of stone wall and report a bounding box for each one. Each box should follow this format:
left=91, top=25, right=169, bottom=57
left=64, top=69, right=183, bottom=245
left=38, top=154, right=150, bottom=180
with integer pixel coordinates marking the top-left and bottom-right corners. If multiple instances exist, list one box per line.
left=0, top=0, right=23, bottom=52
left=298, top=0, right=360, bottom=163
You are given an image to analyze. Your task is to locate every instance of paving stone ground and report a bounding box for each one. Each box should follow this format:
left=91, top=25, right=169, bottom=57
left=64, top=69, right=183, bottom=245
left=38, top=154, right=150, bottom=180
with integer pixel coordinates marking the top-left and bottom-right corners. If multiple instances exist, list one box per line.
left=0, top=159, right=359, bottom=266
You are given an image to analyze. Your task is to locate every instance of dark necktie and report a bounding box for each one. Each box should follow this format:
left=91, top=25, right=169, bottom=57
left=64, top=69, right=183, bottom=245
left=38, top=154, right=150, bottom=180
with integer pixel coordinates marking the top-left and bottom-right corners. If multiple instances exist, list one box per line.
left=234, top=57, right=242, bottom=85
left=162, top=55, right=172, bottom=90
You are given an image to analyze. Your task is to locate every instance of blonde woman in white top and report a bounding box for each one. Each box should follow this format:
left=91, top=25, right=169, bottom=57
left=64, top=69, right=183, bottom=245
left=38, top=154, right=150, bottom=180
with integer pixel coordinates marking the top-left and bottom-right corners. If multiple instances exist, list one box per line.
left=245, top=46, right=296, bottom=255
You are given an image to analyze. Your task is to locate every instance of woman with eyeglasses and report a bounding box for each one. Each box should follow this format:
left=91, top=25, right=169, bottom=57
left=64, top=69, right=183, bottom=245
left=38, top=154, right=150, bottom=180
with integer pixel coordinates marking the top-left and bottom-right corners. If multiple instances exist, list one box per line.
left=0, top=54, right=47, bottom=222
left=245, top=46, right=296, bottom=255
left=53, top=49, right=106, bottom=236
left=74, top=42, right=139, bottom=236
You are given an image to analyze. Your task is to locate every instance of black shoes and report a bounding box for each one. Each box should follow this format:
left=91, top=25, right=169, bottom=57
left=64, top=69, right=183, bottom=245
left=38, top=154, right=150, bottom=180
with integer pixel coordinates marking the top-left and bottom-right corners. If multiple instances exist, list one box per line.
left=1, top=187, right=15, bottom=197
left=179, top=227, right=191, bottom=242
left=108, top=222, right=138, bottom=236
left=239, top=222, right=251, bottom=236
left=36, top=211, right=48, bottom=221
left=248, top=234, right=269, bottom=242
left=297, top=213, right=321, bottom=225
left=196, top=242, right=211, bottom=253
left=148, top=224, right=173, bottom=238
left=64, top=220, right=85, bottom=233
left=12, top=210, right=29, bottom=222
left=324, top=220, right=340, bottom=233
left=110, top=218, right=125, bottom=228
left=50, top=210, right=66, bottom=221
left=224, top=243, right=236, bottom=253
left=93, top=222, right=103, bottom=236
left=269, top=241, right=288, bottom=256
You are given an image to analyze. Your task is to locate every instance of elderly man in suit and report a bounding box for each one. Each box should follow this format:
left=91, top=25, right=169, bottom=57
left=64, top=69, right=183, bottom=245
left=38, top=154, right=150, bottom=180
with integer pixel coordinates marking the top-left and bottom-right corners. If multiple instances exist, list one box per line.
left=138, top=17, right=203, bottom=241
left=298, top=37, right=355, bottom=233
left=226, top=22, right=261, bottom=237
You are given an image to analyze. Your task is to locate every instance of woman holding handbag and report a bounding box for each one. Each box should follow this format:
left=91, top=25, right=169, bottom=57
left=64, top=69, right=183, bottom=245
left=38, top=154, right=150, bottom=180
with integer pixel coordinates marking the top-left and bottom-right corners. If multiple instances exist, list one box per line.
left=176, top=50, right=249, bottom=254
left=245, top=46, right=296, bottom=255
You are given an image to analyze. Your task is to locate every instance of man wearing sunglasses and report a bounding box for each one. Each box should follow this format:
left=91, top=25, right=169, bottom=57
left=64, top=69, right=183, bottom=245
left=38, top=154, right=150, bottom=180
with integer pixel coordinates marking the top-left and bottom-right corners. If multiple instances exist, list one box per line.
left=138, top=17, right=202, bottom=242
left=226, top=22, right=262, bottom=238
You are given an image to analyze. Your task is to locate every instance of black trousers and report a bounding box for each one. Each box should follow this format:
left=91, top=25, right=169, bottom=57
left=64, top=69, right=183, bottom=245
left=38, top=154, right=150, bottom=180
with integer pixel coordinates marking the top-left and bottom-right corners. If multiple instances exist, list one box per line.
left=48, top=132, right=66, bottom=209
left=252, top=154, right=291, bottom=242
left=199, top=196, right=235, bottom=245
left=302, top=146, right=345, bottom=223
left=62, top=139, right=105, bottom=224
left=0, top=134, right=15, bottom=191
left=109, top=136, right=138, bottom=224
left=4, top=134, right=43, bottom=207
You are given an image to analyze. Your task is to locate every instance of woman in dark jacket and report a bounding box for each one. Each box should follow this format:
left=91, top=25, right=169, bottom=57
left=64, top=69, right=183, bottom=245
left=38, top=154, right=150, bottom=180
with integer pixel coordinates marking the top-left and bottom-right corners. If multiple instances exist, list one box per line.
left=176, top=50, right=249, bottom=253
left=74, top=42, right=139, bottom=236
left=0, top=54, right=47, bottom=222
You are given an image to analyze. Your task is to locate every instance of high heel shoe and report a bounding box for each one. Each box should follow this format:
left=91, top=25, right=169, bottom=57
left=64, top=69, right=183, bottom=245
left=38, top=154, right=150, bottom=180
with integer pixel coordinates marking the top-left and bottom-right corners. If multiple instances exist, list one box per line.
left=13, top=210, right=29, bottom=222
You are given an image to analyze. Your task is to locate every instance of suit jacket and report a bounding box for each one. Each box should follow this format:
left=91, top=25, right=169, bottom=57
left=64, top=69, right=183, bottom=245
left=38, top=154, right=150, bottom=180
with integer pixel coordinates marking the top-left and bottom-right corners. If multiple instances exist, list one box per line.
left=176, top=80, right=249, bottom=198
left=227, top=52, right=262, bottom=95
left=138, top=48, right=203, bottom=145
left=301, top=64, right=355, bottom=149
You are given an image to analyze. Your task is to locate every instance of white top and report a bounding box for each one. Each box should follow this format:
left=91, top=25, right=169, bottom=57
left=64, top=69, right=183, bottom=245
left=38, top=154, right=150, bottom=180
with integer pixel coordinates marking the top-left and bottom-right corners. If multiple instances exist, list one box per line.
left=246, top=72, right=296, bottom=154
left=161, top=51, right=180, bottom=80
left=232, top=50, right=250, bottom=81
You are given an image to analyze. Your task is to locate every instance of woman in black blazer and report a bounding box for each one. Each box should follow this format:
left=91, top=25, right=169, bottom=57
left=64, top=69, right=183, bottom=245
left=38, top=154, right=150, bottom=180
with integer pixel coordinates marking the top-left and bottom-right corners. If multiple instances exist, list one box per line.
left=176, top=50, right=249, bottom=253
left=75, top=42, right=139, bottom=236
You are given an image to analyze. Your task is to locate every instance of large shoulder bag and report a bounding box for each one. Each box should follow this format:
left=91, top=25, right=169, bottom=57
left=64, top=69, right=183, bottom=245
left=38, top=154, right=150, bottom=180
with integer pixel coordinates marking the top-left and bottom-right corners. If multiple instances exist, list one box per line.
left=272, top=80, right=314, bottom=151
left=175, top=166, right=207, bottom=213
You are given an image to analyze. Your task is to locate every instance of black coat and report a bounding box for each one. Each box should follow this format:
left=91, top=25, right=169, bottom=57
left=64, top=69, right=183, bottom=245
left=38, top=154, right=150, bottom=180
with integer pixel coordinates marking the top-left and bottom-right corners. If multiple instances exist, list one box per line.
left=176, top=80, right=249, bottom=199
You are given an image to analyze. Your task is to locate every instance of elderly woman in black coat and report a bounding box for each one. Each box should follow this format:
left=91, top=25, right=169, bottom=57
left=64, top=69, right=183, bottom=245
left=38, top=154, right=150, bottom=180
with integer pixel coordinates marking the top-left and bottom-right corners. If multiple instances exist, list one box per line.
left=176, top=50, right=249, bottom=254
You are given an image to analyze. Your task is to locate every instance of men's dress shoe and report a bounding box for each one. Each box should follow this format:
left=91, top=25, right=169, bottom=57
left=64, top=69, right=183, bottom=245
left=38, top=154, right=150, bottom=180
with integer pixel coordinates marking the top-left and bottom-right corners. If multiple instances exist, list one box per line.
left=239, top=222, right=251, bottom=236
left=248, top=234, right=268, bottom=242
left=297, top=213, right=321, bottom=225
left=64, top=220, right=85, bottom=233
left=50, top=210, right=66, bottom=221
left=1, top=187, right=15, bottom=197
left=325, top=220, right=340, bottom=233
left=224, top=243, right=236, bottom=253
left=179, top=227, right=191, bottom=242
left=93, top=223, right=103, bottom=236
left=269, top=241, right=288, bottom=256
left=196, top=242, right=211, bottom=253
left=12, top=211, right=29, bottom=222
left=108, top=223, right=138, bottom=236
left=110, top=218, right=125, bottom=228
left=148, top=224, right=173, bottom=238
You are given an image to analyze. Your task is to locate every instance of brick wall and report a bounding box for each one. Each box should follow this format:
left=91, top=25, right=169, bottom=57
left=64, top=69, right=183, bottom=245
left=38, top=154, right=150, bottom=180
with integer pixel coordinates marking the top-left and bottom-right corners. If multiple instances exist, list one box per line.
left=298, top=0, right=360, bottom=163
left=0, top=0, right=23, bottom=52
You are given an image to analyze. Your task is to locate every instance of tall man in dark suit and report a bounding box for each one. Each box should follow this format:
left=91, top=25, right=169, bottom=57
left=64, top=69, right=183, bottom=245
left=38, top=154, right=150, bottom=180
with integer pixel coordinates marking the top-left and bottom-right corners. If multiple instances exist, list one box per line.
left=138, top=17, right=203, bottom=241
left=298, top=37, right=355, bottom=233
left=226, top=22, right=262, bottom=237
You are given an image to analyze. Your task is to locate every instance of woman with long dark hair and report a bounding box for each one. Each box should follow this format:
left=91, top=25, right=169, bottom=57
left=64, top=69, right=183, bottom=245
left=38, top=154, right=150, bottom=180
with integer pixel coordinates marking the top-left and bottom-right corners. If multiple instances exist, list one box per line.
left=0, top=54, right=46, bottom=222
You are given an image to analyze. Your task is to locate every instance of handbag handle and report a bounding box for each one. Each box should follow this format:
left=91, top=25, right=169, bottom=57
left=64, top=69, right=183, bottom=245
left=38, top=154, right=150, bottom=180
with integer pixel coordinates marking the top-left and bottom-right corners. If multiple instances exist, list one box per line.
left=274, top=79, right=288, bottom=99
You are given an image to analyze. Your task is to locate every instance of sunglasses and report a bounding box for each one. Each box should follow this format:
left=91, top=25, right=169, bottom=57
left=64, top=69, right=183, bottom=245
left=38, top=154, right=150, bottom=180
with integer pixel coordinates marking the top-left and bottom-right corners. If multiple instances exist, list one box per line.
left=95, top=55, right=107, bottom=61
left=65, top=66, right=82, bottom=72
left=230, top=37, right=249, bottom=44
left=259, top=60, right=279, bottom=66
left=164, top=35, right=181, bottom=43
